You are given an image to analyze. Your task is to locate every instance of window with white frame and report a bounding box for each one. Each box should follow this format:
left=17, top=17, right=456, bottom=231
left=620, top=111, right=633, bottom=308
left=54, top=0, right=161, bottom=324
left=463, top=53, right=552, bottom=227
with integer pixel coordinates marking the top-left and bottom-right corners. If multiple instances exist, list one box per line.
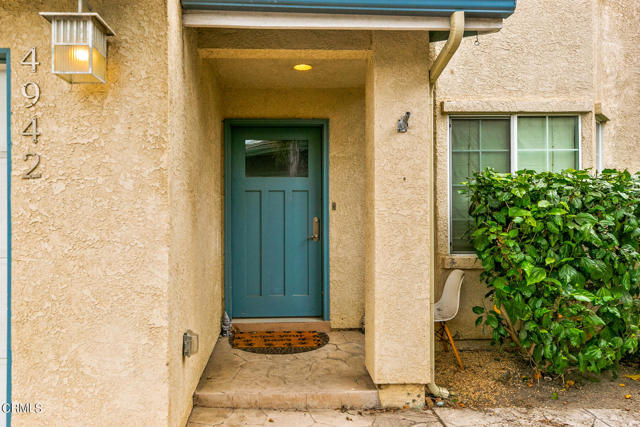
left=450, top=115, right=581, bottom=253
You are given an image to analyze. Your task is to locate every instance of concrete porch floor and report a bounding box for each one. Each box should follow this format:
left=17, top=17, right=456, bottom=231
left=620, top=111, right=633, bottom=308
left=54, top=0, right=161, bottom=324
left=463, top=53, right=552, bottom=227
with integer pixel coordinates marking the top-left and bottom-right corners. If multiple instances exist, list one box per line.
left=194, top=330, right=380, bottom=410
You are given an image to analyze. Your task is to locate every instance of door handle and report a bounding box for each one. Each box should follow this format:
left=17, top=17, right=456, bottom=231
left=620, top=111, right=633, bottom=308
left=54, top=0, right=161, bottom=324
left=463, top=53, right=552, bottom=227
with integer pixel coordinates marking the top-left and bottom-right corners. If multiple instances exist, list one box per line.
left=307, top=217, right=320, bottom=242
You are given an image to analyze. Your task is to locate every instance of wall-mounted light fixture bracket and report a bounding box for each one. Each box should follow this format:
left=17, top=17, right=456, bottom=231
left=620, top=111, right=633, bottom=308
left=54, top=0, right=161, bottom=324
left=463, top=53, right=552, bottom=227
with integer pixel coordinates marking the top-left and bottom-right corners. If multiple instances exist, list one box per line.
left=397, top=112, right=411, bottom=133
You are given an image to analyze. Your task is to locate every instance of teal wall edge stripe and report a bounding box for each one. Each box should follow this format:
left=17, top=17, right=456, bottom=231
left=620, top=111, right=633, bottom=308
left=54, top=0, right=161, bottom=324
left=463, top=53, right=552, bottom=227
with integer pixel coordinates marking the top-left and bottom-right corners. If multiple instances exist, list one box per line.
left=0, top=47, right=11, bottom=427
left=181, top=0, right=517, bottom=18
left=321, top=121, right=330, bottom=321
left=223, top=119, right=331, bottom=321
left=224, top=121, right=232, bottom=320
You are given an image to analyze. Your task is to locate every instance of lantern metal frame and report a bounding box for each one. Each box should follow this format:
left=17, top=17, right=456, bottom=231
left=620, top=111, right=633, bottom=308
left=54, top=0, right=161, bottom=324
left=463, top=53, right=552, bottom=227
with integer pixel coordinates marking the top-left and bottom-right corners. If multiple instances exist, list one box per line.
left=40, top=11, right=115, bottom=84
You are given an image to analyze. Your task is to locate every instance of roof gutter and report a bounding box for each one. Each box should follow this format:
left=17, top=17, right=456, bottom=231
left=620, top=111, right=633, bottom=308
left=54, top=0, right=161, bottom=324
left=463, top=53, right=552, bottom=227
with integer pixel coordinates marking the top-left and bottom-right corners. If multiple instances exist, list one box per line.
left=183, top=9, right=500, bottom=32
left=181, top=1, right=517, bottom=18
left=429, top=11, right=465, bottom=85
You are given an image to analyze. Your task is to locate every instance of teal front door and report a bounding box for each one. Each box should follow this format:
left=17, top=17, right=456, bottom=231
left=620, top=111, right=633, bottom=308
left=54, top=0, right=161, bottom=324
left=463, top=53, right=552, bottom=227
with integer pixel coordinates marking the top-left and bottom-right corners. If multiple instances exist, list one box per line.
left=229, top=124, right=323, bottom=317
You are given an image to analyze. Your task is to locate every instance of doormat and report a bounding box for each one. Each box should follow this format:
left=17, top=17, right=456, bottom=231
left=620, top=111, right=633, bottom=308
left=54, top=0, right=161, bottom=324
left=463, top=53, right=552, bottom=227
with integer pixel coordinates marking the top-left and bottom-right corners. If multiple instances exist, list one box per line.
left=230, top=330, right=329, bottom=354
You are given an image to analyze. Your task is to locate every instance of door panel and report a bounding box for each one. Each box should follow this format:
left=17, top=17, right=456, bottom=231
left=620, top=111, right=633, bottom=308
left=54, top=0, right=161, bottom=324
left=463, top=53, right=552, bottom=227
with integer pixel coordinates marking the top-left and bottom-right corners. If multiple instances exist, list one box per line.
left=289, top=190, right=310, bottom=296
left=230, top=125, right=322, bottom=317
left=243, top=190, right=262, bottom=297
left=264, top=190, right=285, bottom=296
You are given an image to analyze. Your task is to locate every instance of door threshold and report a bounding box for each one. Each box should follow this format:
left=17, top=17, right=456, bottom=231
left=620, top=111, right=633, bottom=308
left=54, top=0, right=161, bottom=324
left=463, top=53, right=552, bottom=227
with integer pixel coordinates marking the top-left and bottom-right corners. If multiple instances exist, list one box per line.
left=232, top=317, right=324, bottom=324
left=231, top=317, right=330, bottom=333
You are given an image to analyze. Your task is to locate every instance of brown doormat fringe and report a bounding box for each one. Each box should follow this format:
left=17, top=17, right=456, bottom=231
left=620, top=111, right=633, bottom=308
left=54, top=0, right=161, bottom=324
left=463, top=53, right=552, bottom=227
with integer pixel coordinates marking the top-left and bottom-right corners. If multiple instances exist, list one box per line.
left=230, top=330, right=329, bottom=354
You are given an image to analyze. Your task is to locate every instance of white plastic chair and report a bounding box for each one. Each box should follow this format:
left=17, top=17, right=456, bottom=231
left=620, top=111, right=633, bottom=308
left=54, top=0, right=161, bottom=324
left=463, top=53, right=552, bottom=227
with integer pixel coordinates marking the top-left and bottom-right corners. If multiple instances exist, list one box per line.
left=434, top=269, right=465, bottom=370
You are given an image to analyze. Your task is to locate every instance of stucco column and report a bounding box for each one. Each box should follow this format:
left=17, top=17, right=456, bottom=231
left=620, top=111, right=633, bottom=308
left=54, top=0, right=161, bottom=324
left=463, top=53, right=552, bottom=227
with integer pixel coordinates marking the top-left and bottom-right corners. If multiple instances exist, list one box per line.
left=364, top=31, right=434, bottom=408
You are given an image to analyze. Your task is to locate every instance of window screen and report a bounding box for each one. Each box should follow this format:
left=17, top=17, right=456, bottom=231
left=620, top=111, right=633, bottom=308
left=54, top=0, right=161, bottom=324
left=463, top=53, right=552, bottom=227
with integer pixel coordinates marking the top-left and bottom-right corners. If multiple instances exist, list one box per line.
left=517, top=116, right=579, bottom=172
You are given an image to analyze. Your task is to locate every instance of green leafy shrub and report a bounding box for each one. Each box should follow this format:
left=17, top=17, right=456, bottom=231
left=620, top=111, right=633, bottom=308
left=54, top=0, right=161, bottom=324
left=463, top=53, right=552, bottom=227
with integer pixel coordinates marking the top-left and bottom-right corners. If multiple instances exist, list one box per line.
left=465, top=169, right=640, bottom=376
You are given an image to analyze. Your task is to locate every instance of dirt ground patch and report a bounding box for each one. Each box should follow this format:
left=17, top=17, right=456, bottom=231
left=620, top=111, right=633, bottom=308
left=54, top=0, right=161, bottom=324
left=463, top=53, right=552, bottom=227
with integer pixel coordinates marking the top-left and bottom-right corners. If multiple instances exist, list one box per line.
left=434, top=347, right=640, bottom=411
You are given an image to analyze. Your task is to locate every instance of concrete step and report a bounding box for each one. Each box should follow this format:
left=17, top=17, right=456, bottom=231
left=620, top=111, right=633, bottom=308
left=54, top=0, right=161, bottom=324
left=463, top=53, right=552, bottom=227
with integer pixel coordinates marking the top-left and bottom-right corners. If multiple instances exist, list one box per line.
left=194, top=388, right=380, bottom=410
left=194, top=331, right=379, bottom=410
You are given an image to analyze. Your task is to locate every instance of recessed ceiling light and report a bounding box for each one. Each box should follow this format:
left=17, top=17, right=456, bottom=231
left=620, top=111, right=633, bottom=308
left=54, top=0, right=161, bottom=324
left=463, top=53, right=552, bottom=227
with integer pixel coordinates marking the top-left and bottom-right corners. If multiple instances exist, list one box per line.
left=293, top=64, right=312, bottom=71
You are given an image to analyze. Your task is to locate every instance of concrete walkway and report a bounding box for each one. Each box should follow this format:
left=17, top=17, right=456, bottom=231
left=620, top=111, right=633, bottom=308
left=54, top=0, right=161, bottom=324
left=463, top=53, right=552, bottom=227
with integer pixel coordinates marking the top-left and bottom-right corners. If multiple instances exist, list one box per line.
left=188, top=407, right=640, bottom=426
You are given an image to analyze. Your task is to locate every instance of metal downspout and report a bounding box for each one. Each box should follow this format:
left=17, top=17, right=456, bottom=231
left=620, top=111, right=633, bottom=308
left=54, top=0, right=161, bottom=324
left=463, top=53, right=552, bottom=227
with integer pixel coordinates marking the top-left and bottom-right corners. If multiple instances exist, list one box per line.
left=429, top=11, right=465, bottom=85
left=427, top=11, right=465, bottom=400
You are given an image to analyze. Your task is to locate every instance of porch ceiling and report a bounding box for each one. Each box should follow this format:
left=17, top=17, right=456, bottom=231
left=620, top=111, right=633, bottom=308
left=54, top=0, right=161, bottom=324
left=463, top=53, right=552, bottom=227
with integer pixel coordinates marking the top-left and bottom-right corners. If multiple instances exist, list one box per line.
left=208, top=56, right=366, bottom=89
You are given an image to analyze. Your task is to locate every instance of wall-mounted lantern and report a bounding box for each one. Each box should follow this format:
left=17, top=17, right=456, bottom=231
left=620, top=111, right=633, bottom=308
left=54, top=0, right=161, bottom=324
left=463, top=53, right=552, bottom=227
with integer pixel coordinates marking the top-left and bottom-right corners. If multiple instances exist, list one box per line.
left=40, top=2, right=115, bottom=84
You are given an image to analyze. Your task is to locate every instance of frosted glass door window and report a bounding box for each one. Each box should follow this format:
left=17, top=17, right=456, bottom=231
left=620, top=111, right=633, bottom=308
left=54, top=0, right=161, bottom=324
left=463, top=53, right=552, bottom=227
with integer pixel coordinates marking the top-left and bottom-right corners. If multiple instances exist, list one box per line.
left=245, top=140, right=308, bottom=177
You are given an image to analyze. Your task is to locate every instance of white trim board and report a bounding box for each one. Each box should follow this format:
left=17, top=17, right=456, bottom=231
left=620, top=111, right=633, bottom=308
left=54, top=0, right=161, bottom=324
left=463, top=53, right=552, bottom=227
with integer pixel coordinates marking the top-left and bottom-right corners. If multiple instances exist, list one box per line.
left=183, top=10, right=503, bottom=32
left=442, top=100, right=593, bottom=115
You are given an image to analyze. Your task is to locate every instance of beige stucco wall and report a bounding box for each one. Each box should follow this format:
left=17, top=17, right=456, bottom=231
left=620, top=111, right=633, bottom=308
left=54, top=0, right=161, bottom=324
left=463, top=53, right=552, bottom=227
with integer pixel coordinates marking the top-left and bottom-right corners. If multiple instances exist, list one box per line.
left=432, top=0, right=640, bottom=340
left=365, top=31, right=433, bottom=385
left=597, top=0, right=640, bottom=172
left=220, top=86, right=367, bottom=329
left=0, top=1, right=171, bottom=425
left=168, top=10, right=224, bottom=427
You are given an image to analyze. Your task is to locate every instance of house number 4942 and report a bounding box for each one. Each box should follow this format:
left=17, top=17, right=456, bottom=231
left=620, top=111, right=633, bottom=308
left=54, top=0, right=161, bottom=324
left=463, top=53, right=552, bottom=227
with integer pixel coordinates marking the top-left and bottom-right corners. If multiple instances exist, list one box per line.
left=20, top=47, right=43, bottom=180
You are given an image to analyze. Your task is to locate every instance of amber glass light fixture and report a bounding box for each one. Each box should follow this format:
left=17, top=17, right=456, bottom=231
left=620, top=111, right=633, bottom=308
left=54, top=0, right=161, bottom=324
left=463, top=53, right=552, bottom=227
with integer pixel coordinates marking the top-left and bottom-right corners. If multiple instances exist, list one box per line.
left=40, top=7, right=115, bottom=84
